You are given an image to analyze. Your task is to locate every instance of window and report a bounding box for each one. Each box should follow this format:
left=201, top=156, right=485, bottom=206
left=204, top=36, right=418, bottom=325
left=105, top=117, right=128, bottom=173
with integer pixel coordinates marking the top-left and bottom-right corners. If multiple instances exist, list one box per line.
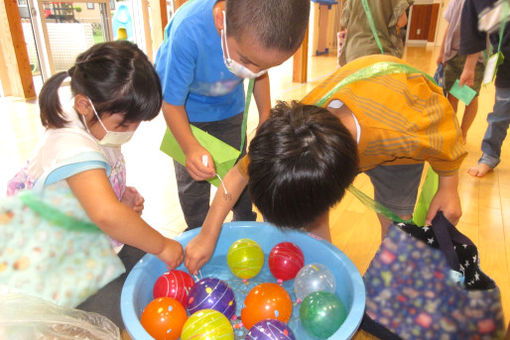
left=87, top=2, right=94, bottom=9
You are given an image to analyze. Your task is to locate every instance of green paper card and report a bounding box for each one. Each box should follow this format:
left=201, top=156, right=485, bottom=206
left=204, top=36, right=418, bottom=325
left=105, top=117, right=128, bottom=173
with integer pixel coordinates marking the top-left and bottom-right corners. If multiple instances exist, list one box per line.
left=449, top=79, right=477, bottom=106
left=160, top=126, right=241, bottom=187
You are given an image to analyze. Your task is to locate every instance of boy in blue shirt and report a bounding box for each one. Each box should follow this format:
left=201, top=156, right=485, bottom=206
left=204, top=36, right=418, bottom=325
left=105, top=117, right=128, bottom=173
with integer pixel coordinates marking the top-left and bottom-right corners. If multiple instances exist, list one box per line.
left=155, top=0, right=310, bottom=230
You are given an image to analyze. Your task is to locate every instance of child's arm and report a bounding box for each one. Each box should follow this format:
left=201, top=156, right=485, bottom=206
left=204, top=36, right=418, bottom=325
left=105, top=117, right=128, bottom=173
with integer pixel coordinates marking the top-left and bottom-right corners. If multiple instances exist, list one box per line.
left=425, top=171, right=462, bottom=226
left=184, top=164, right=249, bottom=274
left=253, top=73, right=272, bottom=127
left=162, top=101, right=215, bottom=180
left=67, top=169, right=184, bottom=268
left=459, top=52, right=482, bottom=88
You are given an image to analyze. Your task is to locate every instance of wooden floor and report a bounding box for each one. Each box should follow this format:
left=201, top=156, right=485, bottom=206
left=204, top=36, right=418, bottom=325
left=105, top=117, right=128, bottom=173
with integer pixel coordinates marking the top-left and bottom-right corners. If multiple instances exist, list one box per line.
left=1, top=45, right=509, bottom=338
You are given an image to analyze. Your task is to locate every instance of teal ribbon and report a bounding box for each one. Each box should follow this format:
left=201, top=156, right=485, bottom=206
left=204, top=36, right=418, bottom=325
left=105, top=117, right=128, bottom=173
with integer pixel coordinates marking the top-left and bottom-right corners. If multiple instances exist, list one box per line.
left=486, top=0, right=508, bottom=61
left=240, top=79, right=254, bottom=154
left=361, top=0, right=384, bottom=54
left=18, top=191, right=101, bottom=233
left=348, top=185, right=412, bottom=224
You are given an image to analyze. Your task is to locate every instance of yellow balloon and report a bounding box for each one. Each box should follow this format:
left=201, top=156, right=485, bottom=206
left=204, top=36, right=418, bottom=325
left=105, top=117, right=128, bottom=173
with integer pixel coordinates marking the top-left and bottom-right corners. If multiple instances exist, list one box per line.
left=227, top=238, right=264, bottom=279
left=181, top=309, right=234, bottom=340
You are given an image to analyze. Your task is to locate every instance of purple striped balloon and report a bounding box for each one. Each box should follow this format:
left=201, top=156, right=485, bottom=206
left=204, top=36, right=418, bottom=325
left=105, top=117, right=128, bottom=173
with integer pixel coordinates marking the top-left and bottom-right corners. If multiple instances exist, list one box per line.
left=186, top=277, right=236, bottom=319
left=246, top=319, right=296, bottom=340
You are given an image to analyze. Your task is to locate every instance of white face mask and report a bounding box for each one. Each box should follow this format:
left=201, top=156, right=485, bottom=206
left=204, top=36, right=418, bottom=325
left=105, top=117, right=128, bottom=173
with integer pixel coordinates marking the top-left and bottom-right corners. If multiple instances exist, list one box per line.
left=86, top=98, right=134, bottom=147
left=220, top=11, right=267, bottom=79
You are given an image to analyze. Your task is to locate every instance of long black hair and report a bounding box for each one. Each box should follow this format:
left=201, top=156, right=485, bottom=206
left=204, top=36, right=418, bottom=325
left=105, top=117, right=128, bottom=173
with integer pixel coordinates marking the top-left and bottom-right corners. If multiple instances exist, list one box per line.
left=39, top=40, right=162, bottom=128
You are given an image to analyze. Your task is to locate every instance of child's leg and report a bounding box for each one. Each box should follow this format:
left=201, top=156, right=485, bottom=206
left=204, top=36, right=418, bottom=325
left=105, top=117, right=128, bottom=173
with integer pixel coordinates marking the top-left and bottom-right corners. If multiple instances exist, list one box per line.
left=460, top=61, right=483, bottom=141
left=174, top=160, right=211, bottom=229
left=460, top=96, right=479, bottom=141
left=447, top=94, right=459, bottom=113
left=365, top=163, right=424, bottom=238
left=468, top=87, right=510, bottom=177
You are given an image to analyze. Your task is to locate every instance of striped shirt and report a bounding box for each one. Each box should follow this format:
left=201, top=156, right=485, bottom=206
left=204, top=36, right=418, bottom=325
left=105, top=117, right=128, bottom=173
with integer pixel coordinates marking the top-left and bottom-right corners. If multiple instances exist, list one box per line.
left=301, top=55, right=466, bottom=176
left=238, top=55, right=466, bottom=177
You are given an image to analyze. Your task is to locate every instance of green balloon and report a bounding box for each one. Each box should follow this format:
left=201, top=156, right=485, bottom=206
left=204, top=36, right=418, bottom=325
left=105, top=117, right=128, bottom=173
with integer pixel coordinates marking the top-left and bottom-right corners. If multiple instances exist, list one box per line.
left=299, top=291, right=347, bottom=339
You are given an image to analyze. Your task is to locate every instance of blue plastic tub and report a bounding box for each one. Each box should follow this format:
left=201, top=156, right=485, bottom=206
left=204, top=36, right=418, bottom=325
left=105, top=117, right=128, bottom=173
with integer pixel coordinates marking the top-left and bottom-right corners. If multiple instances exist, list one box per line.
left=121, top=221, right=365, bottom=339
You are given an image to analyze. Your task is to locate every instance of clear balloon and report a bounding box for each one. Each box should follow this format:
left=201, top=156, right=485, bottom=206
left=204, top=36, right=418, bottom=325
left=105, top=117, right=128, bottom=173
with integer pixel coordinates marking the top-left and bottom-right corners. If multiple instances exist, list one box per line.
left=227, top=238, right=264, bottom=279
left=293, top=263, right=336, bottom=301
left=181, top=309, right=234, bottom=340
left=299, top=291, right=347, bottom=339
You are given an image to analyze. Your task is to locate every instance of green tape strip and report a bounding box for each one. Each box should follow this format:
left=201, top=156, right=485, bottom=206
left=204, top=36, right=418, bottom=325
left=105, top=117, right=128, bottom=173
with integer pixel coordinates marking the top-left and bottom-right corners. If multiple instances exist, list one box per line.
left=18, top=191, right=100, bottom=233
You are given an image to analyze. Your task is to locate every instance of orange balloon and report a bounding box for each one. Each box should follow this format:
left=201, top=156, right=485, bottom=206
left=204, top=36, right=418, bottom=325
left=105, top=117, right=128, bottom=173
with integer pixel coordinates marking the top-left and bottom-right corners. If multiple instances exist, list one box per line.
left=241, top=282, right=293, bottom=330
left=140, top=297, right=188, bottom=340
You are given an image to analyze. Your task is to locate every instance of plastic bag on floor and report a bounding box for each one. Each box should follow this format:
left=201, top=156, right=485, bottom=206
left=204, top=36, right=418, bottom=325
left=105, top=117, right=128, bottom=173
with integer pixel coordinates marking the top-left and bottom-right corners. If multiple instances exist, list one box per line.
left=0, top=292, right=121, bottom=340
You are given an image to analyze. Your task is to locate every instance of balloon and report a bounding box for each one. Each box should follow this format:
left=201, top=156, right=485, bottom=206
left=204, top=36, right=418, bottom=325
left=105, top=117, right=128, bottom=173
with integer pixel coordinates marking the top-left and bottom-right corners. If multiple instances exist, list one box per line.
left=293, top=263, right=336, bottom=301
left=268, top=242, right=304, bottom=281
left=140, top=297, right=187, bottom=340
left=153, top=270, right=195, bottom=307
left=241, top=282, right=292, bottom=330
left=181, top=309, right=234, bottom=340
left=246, top=319, right=296, bottom=340
left=299, top=291, right=347, bottom=339
left=187, top=277, right=236, bottom=319
left=227, top=238, right=264, bottom=279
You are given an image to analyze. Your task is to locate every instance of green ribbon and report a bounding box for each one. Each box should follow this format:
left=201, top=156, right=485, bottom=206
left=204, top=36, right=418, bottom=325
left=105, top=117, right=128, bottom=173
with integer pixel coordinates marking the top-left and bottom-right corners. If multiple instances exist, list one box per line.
left=486, top=1, right=508, bottom=62
left=347, top=185, right=412, bottom=224
left=240, top=79, right=254, bottom=154
left=412, top=168, right=439, bottom=226
left=314, top=60, right=440, bottom=225
left=315, top=61, right=436, bottom=107
left=18, top=191, right=101, bottom=233
left=361, top=0, right=384, bottom=54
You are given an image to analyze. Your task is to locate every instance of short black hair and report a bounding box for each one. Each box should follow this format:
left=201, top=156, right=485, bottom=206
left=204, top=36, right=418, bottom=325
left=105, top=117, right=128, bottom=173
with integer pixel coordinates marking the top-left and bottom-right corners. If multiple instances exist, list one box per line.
left=226, top=0, right=310, bottom=52
left=40, top=41, right=162, bottom=128
left=248, top=101, right=359, bottom=229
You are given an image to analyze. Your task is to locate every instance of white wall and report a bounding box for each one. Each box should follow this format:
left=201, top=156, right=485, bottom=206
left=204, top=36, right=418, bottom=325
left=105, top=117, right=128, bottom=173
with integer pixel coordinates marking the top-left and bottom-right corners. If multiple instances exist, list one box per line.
left=435, top=0, right=451, bottom=46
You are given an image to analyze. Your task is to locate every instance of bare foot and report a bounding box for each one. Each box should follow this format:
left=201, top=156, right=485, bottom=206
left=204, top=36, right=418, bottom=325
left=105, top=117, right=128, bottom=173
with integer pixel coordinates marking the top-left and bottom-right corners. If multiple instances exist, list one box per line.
left=467, top=163, right=493, bottom=177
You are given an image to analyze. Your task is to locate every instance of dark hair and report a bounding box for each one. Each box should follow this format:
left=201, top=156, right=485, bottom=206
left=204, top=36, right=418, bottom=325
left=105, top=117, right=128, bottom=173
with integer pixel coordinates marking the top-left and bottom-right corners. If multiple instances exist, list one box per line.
left=39, top=40, right=162, bottom=128
left=226, top=0, right=310, bottom=52
left=248, top=101, right=359, bottom=229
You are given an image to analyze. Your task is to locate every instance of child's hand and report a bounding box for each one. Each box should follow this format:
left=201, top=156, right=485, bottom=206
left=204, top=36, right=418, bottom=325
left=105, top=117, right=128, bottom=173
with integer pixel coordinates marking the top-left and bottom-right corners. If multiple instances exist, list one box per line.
left=121, top=186, right=145, bottom=215
left=184, top=232, right=216, bottom=275
left=426, top=175, right=462, bottom=226
left=156, top=238, right=184, bottom=269
left=185, top=147, right=215, bottom=181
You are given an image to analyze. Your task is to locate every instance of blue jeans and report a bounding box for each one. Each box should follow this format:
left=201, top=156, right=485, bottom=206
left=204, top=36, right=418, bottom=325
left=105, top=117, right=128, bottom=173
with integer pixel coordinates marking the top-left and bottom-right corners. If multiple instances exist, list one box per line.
left=479, top=87, right=510, bottom=168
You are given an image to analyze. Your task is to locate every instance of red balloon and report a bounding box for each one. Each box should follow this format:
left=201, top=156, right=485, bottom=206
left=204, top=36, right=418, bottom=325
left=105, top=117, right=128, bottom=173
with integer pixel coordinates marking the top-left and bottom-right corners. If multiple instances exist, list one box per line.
left=140, top=297, right=187, bottom=340
left=241, top=282, right=293, bottom=330
left=153, top=270, right=195, bottom=307
left=268, top=242, right=305, bottom=281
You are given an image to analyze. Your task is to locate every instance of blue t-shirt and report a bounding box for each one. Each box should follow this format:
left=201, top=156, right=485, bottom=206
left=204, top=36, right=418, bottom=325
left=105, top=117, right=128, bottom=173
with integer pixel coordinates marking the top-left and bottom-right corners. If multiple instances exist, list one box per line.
left=155, top=0, right=245, bottom=123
